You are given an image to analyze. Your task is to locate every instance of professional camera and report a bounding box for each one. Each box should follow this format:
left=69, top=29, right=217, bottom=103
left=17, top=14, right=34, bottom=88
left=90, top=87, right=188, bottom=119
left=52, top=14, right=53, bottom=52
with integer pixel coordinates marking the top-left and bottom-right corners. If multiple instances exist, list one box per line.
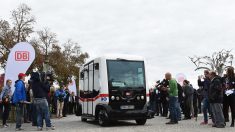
left=156, top=79, right=169, bottom=88
left=29, top=71, right=54, bottom=85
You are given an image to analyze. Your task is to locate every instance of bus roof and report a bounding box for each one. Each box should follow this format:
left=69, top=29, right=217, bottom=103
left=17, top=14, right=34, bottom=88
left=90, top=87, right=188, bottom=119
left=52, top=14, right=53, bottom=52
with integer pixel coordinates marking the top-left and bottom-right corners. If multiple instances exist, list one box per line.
left=95, top=54, right=145, bottom=61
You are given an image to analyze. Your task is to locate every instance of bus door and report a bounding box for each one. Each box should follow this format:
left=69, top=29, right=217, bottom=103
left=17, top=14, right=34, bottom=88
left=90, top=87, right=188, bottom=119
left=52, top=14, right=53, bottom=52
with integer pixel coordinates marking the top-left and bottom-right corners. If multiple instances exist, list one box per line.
left=88, top=62, right=94, bottom=115
left=83, top=65, right=89, bottom=115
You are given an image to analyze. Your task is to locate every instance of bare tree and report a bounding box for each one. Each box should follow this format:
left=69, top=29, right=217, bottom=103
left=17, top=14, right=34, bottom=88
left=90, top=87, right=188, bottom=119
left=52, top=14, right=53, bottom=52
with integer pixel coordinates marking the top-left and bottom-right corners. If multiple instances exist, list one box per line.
left=189, top=49, right=234, bottom=76
left=11, top=4, right=35, bottom=42
left=37, top=28, right=58, bottom=61
left=63, top=39, right=81, bottom=59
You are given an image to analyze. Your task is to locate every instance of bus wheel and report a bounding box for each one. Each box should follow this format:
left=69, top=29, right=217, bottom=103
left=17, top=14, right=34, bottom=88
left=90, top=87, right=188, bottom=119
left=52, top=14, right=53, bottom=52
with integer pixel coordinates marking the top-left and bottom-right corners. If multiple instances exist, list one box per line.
left=135, top=119, right=147, bottom=125
left=81, top=117, right=87, bottom=122
left=98, top=109, right=109, bottom=126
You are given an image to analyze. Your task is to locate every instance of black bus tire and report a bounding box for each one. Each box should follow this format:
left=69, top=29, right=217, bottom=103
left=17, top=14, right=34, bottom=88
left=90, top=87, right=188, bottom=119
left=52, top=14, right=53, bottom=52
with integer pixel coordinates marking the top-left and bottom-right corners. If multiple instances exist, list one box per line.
left=135, top=119, right=147, bottom=125
left=81, top=117, right=87, bottom=122
left=98, top=109, right=109, bottom=126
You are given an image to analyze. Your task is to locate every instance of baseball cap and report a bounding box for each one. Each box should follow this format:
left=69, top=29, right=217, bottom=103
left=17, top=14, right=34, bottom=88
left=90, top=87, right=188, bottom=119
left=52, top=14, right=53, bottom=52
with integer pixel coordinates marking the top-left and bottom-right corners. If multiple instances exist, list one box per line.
left=18, top=73, right=26, bottom=78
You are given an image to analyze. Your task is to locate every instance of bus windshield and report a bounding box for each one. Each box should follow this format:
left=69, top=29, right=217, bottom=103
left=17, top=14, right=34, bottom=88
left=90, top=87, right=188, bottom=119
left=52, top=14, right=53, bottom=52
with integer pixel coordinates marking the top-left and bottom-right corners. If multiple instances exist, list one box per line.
left=107, top=60, right=145, bottom=89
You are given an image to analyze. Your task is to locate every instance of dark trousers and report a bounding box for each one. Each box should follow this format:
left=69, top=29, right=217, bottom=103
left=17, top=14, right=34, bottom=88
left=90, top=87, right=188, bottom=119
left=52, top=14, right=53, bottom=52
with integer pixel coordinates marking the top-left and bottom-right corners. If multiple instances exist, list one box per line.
left=223, top=94, right=230, bottom=121
left=156, top=101, right=162, bottom=116
left=52, top=99, right=57, bottom=114
left=68, top=102, right=75, bottom=114
left=0, top=103, right=2, bottom=119
left=24, top=104, right=32, bottom=122
left=63, top=101, right=68, bottom=116
left=16, top=103, right=24, bottom=129
left=184, top=99, right=192, bottom=119
left=161, top=99, right=169, bottom=117
left=223, top=94, right=235, bottom=124
left=198, top=97, right=203, bottom=114
left=194, top=102, right=198, bottom=117
left=2, top=103, right=10, bottom=125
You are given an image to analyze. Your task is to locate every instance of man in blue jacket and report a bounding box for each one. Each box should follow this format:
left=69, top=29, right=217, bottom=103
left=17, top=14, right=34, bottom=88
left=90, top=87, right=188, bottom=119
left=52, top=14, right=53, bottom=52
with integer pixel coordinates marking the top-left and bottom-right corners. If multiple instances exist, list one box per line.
left=55, top=86, right=66, bottom=118
left=13, top=73, right=27, bottom=131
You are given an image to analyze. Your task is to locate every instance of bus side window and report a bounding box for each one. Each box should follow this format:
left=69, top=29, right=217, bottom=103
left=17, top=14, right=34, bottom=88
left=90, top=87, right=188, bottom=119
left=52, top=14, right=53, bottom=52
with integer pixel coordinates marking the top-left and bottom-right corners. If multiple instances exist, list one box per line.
left=93, top=63, right=100, bottom=97
left=94, top=63, right=99, bottom=70
left=80, top=72, right=84, bottom=80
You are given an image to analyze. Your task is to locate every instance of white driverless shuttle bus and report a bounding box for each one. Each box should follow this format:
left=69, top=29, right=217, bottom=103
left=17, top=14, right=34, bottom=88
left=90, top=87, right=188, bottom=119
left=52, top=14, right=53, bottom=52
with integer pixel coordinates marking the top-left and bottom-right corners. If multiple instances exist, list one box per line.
left=78, top=54, right=150, bottom=126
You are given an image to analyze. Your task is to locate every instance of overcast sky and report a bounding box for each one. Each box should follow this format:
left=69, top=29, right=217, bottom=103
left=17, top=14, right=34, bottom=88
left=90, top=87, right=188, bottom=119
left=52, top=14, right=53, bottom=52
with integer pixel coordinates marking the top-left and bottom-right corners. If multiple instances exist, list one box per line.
left=1, top=0, right=235, bottom=87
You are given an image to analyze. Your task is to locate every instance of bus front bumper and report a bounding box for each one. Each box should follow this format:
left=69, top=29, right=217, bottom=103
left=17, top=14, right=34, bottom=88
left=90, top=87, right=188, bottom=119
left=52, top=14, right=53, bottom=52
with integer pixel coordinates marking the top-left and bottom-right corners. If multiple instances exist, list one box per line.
left=106, top=104, right=152, bottom=120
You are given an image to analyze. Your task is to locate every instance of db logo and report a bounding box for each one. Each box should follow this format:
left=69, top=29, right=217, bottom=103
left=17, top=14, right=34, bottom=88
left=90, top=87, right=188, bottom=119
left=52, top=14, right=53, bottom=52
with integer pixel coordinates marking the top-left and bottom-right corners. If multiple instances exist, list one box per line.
left=101, top=97, right=107, bottom=101
left=15, top=51, right=29, bottom=61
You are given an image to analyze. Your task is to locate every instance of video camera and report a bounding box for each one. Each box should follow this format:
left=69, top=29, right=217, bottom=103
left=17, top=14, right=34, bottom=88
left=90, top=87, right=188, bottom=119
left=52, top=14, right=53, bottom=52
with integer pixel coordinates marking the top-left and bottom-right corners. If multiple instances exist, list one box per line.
left=156, top=79, right=169, bottom=88
left=29, top=71, right=54, bottom=85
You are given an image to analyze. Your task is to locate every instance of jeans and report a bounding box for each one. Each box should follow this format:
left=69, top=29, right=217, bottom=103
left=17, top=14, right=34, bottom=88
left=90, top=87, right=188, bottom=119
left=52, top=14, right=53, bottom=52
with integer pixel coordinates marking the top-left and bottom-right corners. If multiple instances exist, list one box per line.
left=202, top=98, right=210, bottom=122
left=24, top=104, right=32, bottom=122
left=176, top=102, right=181, bottom=120
left=16, top=103, right=24, bottom=129
left=2, top=103, right=10, bottom=125
left=32, top=102, right=37, bottom=126
left=34, top=98, right=52, bottom=127
left=169, top=96, right=178, bottom=123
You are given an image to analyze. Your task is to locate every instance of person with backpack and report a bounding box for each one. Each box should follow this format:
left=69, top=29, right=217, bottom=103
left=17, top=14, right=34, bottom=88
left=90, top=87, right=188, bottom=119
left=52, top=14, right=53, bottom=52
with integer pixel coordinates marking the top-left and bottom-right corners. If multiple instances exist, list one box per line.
left=55, top=86, right=66, bottom=118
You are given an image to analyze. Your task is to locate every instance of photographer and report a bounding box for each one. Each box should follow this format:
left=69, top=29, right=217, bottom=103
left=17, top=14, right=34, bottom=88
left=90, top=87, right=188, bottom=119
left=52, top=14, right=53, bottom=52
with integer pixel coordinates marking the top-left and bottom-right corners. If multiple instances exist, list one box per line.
left=31, top=72, right=55, bottom=131
left=0, top=79, right=12, bottom=128
left=159, top=79, right=169, bottom=117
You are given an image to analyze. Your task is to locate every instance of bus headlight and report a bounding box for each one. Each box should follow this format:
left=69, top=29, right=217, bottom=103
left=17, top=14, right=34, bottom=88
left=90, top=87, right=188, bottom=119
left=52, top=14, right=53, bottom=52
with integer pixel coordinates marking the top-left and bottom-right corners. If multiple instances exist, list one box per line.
left=137, top=96, right=140, bottom=100
left=141, top=96, right=145, bottom=100
left=116, top=96, right=120, bottom=101
left=111, top=96, right=115, bottom=100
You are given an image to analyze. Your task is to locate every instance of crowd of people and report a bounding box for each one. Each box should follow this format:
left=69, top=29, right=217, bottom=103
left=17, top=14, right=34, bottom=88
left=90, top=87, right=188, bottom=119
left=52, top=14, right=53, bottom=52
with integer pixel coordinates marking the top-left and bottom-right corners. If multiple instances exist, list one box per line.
left=0, top=72, right=78, bottom=131
left=149, top=67, right=235, bottom=128
left=1, top=67, right=235, bottom=130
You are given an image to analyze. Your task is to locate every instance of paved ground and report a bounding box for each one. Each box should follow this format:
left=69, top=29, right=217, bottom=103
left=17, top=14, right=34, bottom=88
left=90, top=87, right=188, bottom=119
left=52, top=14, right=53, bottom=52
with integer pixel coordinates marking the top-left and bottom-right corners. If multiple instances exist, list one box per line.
left=1, top=114, right=235, bottom=132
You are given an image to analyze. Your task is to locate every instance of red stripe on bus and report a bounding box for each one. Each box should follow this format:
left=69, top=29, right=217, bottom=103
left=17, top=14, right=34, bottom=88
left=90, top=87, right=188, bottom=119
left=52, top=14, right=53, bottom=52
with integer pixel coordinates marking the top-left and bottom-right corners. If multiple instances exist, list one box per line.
left=79, top=94, right=109, bottom=102
left=146, top=93, right=150, bottom=97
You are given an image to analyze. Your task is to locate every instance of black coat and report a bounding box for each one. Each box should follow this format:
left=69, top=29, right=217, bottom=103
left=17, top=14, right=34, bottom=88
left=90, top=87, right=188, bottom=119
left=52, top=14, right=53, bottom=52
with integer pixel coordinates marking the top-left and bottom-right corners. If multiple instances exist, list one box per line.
left=208, top=76, right=223, bottom=103
left=177, top=83, right=184, bottom=103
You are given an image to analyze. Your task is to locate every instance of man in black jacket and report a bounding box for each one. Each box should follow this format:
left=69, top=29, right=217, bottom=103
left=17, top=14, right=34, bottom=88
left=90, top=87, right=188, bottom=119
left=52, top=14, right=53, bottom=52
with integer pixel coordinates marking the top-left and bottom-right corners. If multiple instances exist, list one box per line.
left=31, top=72, right=55, bottom=131
left=208, top=71, right=225, bottom=128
